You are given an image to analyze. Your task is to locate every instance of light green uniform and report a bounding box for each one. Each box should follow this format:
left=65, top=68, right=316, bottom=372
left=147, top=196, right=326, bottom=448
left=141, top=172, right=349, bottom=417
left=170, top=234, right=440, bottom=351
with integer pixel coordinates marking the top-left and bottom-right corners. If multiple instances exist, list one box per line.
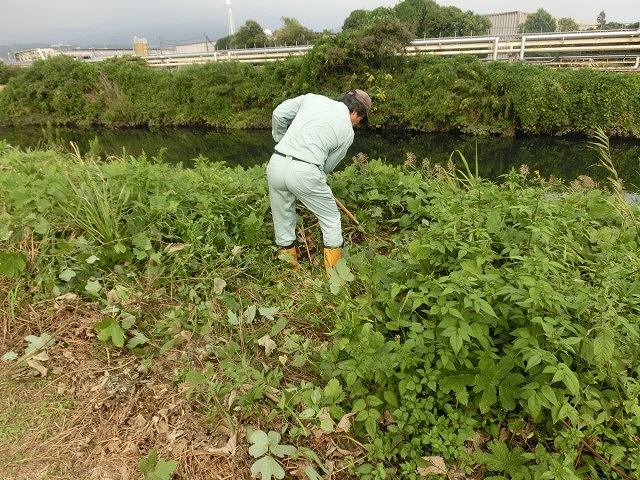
left=267, top=93, right=354, bottom=248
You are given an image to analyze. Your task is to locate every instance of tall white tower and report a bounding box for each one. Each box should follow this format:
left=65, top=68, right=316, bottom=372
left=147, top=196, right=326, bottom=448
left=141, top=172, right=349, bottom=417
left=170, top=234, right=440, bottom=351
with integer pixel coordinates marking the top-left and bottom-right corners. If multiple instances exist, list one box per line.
left=225, top=0, right=235, bottom=36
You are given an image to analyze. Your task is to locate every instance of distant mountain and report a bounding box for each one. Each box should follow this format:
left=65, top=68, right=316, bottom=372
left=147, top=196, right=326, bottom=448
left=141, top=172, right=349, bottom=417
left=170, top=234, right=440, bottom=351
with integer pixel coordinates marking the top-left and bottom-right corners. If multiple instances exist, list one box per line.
left=1, top=18, right=228, bottom=59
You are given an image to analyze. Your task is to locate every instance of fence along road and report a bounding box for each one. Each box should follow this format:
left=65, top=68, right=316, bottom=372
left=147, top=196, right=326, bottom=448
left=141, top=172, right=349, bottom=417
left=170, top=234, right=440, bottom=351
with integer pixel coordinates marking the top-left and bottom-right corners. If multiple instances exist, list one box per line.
left=143, top=29, right=640, bottom=71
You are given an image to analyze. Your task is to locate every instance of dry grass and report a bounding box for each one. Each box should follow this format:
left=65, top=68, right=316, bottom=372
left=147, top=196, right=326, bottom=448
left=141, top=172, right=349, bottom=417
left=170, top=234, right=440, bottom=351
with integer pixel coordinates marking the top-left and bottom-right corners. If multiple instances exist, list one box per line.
left=0, top=298, right=254, bottom=480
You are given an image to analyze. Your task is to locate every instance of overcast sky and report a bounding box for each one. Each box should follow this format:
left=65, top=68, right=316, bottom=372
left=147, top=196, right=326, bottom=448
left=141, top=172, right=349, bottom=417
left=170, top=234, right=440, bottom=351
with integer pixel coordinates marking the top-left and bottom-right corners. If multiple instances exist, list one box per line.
left=1, top=1, right=637, bottom=46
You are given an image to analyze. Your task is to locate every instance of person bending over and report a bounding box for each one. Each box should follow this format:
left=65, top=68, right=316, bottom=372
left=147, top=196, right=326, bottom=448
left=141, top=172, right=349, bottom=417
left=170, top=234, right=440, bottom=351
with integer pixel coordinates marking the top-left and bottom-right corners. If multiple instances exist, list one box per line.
left=266, top=89, right=371, bottom=276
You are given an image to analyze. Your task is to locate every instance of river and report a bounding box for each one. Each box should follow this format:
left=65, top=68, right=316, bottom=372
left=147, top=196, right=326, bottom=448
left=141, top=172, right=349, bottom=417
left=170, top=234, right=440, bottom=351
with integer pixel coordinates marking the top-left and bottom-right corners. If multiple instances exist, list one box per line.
left=1, top=125, right=639, bottom=191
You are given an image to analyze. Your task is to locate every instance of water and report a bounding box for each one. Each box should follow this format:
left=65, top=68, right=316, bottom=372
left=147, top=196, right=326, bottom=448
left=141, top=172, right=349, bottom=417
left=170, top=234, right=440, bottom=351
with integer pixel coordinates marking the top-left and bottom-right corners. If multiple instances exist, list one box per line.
left=1, top=125, right=639, bottom=191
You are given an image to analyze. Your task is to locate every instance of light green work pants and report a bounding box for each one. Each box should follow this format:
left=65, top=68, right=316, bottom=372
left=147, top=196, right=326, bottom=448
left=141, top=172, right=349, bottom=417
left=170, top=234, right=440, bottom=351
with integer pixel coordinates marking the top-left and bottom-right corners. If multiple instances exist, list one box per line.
left=266, top=153, right=343, bottom=248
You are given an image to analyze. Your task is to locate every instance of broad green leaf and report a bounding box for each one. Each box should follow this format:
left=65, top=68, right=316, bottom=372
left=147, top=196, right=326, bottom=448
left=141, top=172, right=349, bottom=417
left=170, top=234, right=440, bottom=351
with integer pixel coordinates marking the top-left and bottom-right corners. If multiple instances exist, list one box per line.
left=448, top=327, right=465, bottom=355
left=470, top=322, right=491, bottom=350
left=365, top=395, right=384, bottom=408
left=299, top=408, right=316, bottom=419
left=184, top=370, right=206, bottom=385
left=479, top=385, right=497, bottom=413
left=528, top=393, right=542, bottom=420
left=132, top=233, right=152, bottom=251
left=352, top=398, right=367, bottom=413
left=440, top=374, right=474, bottom=405
left=329, top=259, right=354, bottom=293
left=499, top=374, right=524, bottom=411
left=560, top=366, right=581, bottom=397
left=304, top=466, right=324, bottom=480
left=259, top=306, right=279, bottom=320
left=320, top=417, right=335, bottom=432
left=59, top=269, right=77, bottom=282
left=383, top=390, right=398, bottom=408
left=474, top=298, right=497, bottom=317
left=127, top=330, right=150, bottom=349
left=593, top=332, right=615, bottom=364
left=227, top=309, right=239, bottom=326
left=323, top=378, right=343, bottom=402
left=269, top=316, right=288, bottom=337
left=24, top=333, right=56, bottom=358
left=85, top=279, right=102, bottom=295
left=365, top=415, right=378, bottom=438
left=244, top=304, right=257, bottom=323
left=120, top=312, right=136, bottom=330
left=248, top=430, right=270, bottom=458
left=540, top=384, right=558, bottom=406
left=95, top=318, right=125, bottom=348
left=138, top=448, right=159, bottom=473
left=355, top=410, right=369, bottom=422
left=146, top=458, right=178, bottom=480
left=1, top=351, right=18, bottom=361
left=250, top=455, right=285, bottom=480
left=268, top=431, right=296, bottom=457
left=0, top=251, right=27, bottom=278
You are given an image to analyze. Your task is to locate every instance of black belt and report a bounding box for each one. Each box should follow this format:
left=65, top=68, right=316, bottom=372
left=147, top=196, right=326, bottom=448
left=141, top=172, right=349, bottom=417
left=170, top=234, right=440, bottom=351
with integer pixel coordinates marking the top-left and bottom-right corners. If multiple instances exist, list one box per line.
left=274, top=150, right=317, bottom=167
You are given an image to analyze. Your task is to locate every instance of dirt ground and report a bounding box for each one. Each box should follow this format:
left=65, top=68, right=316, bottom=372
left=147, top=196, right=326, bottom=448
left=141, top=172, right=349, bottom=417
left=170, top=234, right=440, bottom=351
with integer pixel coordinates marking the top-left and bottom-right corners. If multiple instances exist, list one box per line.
left=1, top=303, right=247, bottom=479
left=0, top=289, right=365, bottom=480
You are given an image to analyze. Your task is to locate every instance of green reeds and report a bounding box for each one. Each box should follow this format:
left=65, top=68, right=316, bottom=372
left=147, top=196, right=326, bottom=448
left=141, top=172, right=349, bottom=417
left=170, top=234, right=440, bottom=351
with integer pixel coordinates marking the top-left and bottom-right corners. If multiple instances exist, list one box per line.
left=589, top=127, right=638, bottom=229
left=62, top=147, right=129, bottom=245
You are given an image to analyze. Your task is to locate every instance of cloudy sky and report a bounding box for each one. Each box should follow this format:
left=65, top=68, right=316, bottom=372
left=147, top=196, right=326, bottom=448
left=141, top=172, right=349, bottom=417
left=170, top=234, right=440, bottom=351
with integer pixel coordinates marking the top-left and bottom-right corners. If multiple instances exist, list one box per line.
left=1, top=1, right=637, bottom=46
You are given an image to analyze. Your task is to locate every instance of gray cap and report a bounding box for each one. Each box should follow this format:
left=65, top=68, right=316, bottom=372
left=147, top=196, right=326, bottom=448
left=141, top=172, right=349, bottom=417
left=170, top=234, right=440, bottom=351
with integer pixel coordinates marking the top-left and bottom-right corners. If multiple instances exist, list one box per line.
left=350, top=89, right=372, bottom=114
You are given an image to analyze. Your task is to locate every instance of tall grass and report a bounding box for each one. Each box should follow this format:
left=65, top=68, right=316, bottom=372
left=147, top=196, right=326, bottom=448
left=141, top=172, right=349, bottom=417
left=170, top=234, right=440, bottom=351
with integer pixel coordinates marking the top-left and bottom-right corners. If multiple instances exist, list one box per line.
left=589, top=127, right=638, bottom=229
left=62, top=156, right=129, bottom=245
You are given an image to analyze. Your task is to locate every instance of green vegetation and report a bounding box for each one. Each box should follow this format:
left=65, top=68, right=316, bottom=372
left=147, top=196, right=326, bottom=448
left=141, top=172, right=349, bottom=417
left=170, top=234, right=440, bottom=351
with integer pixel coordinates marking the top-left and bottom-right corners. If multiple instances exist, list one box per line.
left=2, top=130, right=640, bottom=478
left=520, top=9, right=558, bottom=33
left=0, top=62, right=20, bottom=85
left=1, top=0, right=639, bottom=138
left=391, top=0, right=490, bottom=38
left=1, top=51, right=640, bottom=138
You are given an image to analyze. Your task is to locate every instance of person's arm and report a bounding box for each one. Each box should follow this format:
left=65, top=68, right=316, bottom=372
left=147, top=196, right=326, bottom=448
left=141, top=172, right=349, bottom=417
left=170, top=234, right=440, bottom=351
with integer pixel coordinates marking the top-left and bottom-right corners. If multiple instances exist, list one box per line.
left=324, top=123, right=355, bottom=173
left=324, top=140, right=352, bottom=173
left=272, top=95, right=305, bottom=142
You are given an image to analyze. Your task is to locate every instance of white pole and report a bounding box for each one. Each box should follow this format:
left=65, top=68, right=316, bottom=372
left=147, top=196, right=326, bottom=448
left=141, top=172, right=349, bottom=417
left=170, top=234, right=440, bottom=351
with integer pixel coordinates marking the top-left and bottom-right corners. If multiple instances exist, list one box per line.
left=225, top=0, right=235, bottom=36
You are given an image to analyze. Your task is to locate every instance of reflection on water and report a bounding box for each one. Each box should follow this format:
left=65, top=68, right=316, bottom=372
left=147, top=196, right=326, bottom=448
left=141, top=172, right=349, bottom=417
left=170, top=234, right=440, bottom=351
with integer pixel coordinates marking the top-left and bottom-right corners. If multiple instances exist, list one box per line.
left=1, top=125, right=639, bottom=190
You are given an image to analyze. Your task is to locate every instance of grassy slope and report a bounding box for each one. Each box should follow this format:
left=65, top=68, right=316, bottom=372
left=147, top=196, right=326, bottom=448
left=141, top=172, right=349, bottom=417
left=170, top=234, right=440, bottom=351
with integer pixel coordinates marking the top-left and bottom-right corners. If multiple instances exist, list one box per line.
left=1, top=140, right=640, bottom=479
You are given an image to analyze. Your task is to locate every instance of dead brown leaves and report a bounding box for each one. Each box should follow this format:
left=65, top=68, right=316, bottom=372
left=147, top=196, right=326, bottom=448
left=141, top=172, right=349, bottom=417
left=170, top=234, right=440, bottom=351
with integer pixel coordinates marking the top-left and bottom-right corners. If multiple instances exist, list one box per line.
left=0, top=301, right=253, bottom=480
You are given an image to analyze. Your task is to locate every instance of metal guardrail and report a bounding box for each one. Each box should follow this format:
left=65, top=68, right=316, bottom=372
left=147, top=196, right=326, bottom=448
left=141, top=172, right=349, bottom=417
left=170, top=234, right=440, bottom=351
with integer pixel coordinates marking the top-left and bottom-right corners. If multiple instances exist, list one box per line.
left=408, top=29, right=640, bottom=60
left=143, top=28, right=640, bottom=71
left=404, top=29, right=640, bottom=71
left=143, top=44, right=312, bottom=68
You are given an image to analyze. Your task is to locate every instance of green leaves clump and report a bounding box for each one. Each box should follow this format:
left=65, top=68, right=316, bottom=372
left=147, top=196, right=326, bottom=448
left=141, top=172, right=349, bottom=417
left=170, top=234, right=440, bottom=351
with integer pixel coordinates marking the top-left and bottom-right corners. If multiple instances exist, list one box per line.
left=322, top=158, right=640, bottom=477
left=248, top=430, right=297, bottom=480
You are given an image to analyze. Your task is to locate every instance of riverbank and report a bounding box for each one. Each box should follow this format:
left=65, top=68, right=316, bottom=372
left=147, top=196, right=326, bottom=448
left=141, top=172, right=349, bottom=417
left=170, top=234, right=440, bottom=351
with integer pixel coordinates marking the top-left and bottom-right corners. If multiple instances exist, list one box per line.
left=1, top=50, right=640, bottom=138
left=2, top=141, right=640, bottom=478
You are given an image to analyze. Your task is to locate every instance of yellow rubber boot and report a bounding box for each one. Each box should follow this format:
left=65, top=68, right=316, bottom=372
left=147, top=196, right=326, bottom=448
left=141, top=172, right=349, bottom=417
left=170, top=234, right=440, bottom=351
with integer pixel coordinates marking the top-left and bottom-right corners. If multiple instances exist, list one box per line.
left=323, top=247, right=342, bottom=278
left=278, top=246, right=299, bottom=270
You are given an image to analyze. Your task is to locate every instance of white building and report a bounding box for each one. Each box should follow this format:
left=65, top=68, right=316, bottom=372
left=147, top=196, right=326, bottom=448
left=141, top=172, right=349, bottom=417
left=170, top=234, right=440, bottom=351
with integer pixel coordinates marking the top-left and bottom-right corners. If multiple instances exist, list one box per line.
left=485, top=11, right=530, bottom=35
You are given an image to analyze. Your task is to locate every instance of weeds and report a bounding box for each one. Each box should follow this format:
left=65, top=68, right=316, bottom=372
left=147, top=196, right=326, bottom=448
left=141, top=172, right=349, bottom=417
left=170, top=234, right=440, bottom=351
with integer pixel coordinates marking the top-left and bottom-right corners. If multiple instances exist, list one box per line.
left=2, top=140, right=640, bottom=479
left=590, top=126, right=638, bottom=229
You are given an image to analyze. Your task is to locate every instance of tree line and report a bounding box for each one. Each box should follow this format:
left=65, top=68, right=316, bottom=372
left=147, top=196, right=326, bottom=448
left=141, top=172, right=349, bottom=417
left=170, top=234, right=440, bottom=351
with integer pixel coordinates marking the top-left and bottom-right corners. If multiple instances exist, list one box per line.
left=217, top=0, right=491, bottom=49
left=214, top=0, right=638, bottom=49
